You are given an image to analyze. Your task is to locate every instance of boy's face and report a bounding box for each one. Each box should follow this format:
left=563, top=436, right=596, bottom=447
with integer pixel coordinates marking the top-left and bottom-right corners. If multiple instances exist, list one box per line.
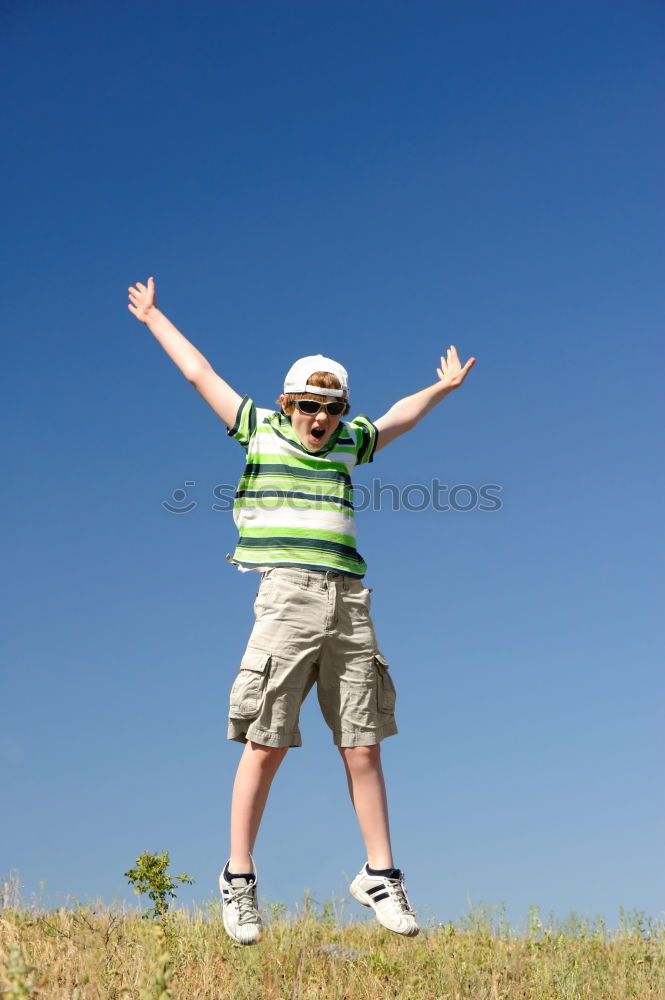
left=280, top=394, right=344, bottom=452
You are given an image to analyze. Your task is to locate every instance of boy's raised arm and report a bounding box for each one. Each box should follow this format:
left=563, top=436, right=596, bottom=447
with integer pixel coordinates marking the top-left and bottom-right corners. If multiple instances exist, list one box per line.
left=128, top=277, right=242, bottom=429
left=373, top=346, right=475, bottom=451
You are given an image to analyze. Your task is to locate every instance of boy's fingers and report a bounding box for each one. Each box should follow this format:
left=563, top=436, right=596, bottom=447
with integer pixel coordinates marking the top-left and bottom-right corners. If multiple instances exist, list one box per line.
left=136, top=281, right=146, bottom=292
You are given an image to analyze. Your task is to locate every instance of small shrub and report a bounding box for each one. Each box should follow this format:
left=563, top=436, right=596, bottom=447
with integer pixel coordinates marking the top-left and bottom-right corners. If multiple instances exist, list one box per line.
left=124, top=850, right=194, bottom=920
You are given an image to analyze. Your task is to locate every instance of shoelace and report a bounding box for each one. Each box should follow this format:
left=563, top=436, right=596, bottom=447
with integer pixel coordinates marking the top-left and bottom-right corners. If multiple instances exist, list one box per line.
left=229, top=883, right=260, bottom=925
left=385, top=875, right=415, bottom=915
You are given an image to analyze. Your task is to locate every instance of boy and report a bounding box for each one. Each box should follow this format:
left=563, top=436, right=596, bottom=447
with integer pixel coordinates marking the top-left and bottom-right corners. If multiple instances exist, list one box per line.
left=128, top=277, right=475, bottom=944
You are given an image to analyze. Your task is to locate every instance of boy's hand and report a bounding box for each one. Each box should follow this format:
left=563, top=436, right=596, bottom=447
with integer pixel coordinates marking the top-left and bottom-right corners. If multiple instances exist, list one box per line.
left=128, top=276, right=157, bottom=323
left=374, top=344, right=476, bottom=451
left=436, top=345, right=476, bottom=390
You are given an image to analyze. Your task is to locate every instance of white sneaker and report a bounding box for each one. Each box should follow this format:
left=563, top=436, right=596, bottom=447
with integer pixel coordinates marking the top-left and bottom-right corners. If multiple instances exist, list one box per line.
left=350, top=863, right=419, bottom=936
left=219, top=858, right=262, bottom=945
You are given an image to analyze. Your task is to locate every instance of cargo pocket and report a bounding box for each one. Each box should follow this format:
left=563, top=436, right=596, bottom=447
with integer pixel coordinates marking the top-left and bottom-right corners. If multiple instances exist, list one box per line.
left=375, top=653, right=396, bottom=715
left=229, top=647, right=272, bottom=718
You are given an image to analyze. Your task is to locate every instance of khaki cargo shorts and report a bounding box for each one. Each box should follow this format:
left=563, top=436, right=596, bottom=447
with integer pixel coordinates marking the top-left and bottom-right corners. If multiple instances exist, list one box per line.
left=227, top=567, right=397, bottom=748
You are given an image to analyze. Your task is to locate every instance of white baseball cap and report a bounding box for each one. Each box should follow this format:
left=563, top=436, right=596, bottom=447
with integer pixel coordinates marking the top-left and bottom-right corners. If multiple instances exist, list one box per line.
left=283, top=354, right=349, bottom=399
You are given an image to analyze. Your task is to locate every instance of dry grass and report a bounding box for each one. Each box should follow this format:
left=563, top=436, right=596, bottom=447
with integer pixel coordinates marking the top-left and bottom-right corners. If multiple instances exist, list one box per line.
left=1, top=898, right=663, bottom=1000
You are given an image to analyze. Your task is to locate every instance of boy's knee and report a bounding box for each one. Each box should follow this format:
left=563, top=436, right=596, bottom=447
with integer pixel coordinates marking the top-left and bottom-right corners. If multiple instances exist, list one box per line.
left=338, top=744, right=381, bottom=770
left=247, top=741, right=289, bottom=766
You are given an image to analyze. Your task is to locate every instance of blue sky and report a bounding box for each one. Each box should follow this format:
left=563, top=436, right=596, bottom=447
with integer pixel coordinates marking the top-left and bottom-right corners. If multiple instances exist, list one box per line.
left=3, top=1, right=663, bottom=927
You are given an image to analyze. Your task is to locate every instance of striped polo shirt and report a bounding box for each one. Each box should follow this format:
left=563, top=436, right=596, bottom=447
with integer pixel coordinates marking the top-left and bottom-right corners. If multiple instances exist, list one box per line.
left=227, top=396, right=378, bottom=577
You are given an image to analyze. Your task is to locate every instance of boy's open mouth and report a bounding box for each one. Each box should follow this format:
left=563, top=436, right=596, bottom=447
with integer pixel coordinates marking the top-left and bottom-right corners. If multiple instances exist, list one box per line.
left=311, top=428, right=325, bottom=441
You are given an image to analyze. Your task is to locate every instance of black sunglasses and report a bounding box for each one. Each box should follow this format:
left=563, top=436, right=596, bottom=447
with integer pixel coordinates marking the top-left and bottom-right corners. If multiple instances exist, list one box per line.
left=294, top=399, right=346, bottom=416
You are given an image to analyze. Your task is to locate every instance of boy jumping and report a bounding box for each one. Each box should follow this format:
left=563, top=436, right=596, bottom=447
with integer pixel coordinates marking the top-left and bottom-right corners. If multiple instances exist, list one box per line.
left=128, top=277, right=475, bottom=943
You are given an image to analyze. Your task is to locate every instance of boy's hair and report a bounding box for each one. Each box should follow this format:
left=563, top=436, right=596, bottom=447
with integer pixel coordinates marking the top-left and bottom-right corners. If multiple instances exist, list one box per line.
left=279, top=371, right=351, bottom=416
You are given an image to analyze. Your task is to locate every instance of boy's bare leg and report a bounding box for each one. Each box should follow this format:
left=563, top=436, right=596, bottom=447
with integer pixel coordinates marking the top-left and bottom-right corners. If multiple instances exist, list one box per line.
left=229, top=741, right=288, bottom=871
left=339, top=744, right=394, bottom=869
left=343, top=745, right=418, bottom=936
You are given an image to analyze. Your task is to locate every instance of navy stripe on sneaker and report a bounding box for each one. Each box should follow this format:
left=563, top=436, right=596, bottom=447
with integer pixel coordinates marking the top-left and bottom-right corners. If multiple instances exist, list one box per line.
left=371, top=891, right=390, bottom=903
left=367, top=884, right=385, bottom=896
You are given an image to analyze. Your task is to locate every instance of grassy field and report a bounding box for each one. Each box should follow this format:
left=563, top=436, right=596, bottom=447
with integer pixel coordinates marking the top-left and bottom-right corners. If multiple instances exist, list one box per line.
left=1, top=898, right=663, bottom=1000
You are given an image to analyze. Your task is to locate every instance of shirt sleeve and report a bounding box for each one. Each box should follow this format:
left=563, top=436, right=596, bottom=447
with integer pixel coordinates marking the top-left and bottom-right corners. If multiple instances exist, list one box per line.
left=227, top=397, right=275, bottom=448
left=347, top=414, right=379, bottom=465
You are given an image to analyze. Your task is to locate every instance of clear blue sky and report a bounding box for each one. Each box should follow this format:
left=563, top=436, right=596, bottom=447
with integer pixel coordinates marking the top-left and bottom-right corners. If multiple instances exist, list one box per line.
left=3, top=0, right=663, bottom=927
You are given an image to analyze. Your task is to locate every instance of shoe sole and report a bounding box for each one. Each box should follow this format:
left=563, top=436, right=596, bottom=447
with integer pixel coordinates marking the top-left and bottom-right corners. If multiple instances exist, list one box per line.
left=222, top=911, right=263, bottom=945
left=350, top=880, right=419, bottom=937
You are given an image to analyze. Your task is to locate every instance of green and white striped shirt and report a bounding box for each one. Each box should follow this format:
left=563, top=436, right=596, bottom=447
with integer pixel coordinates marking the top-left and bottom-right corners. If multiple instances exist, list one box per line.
left=227, top=396, right=378, bottom=577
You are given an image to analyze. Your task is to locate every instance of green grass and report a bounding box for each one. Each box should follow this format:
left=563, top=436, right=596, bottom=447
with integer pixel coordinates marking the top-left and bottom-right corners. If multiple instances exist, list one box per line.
left=1, top=898, right=663, bottom=999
